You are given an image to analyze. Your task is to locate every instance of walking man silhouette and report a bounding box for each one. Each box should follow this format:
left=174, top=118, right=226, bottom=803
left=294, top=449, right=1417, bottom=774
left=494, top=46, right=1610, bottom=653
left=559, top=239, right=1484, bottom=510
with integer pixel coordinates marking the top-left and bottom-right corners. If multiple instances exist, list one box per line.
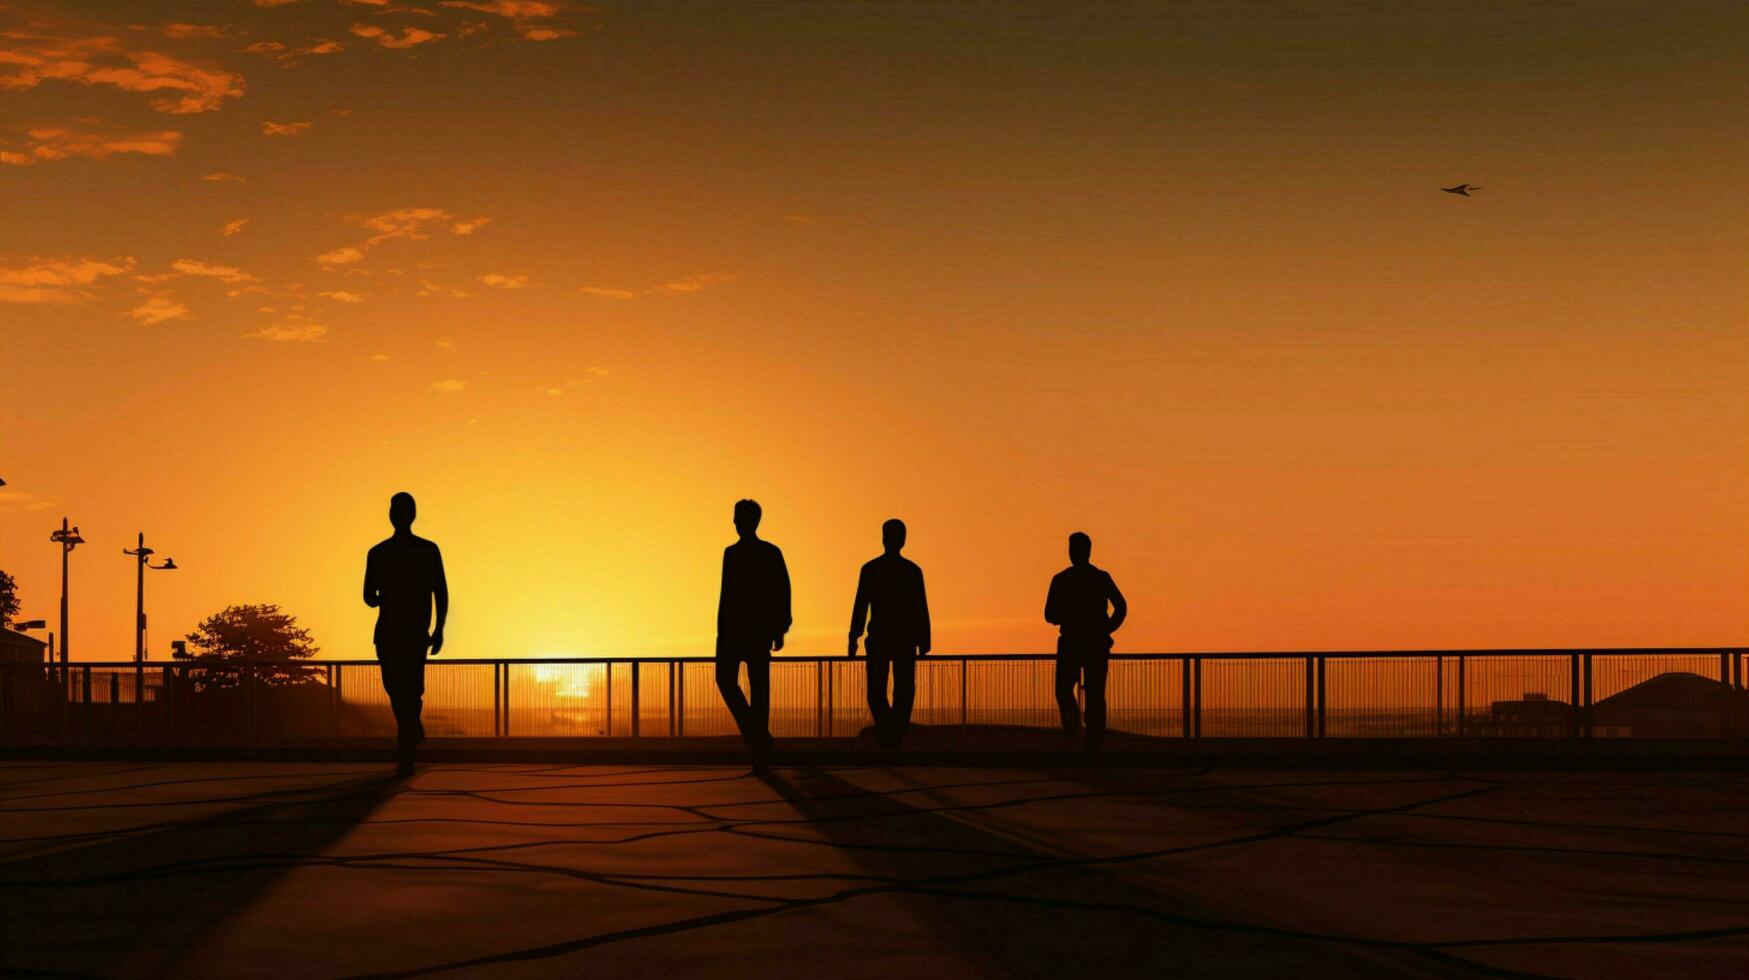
left=716, top=499, right=790, bottom=773
left=848, top=518, right=931, bottom=749
left=364, top=492, right=448, bottom=778
left=1045, top=531, right=1125, bottom=753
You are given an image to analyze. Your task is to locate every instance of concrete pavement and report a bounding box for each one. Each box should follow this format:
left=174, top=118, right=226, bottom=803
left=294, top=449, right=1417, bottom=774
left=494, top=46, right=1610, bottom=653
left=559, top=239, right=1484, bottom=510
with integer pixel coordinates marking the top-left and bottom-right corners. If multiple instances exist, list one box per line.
left=4, top=762, right=1748, bottom=977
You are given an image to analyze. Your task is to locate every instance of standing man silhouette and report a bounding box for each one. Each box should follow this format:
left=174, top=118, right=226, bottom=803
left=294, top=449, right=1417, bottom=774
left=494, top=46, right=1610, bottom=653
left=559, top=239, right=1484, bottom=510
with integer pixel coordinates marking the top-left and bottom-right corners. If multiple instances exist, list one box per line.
left=716, top=499, right=790, bottom=773
left=1045, top=531, right=1125, bottom=753
left=364, top=492, right=448, bottom=778
left=848, top=519, right=931, bottom=749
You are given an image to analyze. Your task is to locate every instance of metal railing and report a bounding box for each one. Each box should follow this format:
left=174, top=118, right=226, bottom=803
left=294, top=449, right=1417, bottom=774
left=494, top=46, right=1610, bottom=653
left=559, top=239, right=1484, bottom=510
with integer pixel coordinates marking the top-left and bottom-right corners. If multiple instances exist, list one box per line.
left=2, top=649, right=1744, bottom=743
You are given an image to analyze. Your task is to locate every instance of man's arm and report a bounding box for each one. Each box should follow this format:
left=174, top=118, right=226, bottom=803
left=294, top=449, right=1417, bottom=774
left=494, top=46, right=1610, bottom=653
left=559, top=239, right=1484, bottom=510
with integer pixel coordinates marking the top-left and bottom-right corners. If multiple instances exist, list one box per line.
left=363, top=549, right=380, bottom=607
left=430, top=545, right=449, bottom=653
left=1044, top=574, right=1062, bottom=627
left=917, top=567, right=931, bottom=655
left=715, top=549, right=734, bottom=657
left=1105, top=574, right=1127, bottom=634
left=847, top=564, right=869, bottom=657
left=772, top=548, right=791, bottom=651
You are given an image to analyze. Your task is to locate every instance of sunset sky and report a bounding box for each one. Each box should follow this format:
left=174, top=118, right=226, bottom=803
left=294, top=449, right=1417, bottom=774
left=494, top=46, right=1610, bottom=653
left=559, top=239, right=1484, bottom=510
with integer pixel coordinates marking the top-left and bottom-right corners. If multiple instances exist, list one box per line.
left=2, top=0, right=1745, bottom=661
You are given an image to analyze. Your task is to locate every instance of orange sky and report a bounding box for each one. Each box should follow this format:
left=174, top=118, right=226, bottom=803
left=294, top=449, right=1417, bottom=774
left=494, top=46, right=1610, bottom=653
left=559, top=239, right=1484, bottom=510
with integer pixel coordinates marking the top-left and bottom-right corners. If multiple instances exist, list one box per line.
left=2, top=1, right=1745, bottom=661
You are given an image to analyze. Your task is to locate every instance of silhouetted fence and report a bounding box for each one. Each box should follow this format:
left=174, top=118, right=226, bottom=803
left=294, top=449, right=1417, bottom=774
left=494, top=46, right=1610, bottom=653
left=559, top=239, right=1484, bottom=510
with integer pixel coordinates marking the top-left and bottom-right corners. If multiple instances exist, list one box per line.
left=3, top=649, right=1746, bottom=743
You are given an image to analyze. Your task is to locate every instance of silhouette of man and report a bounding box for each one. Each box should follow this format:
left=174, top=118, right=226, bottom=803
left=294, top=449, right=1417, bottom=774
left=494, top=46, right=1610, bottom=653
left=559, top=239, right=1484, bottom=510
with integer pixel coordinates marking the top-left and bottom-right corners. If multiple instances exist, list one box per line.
left=1045, top=531, right=1125, bottom=753
left=848, top=518, right=931, bottom=749
left=716, top=499, right=790, bottom=772
left=363, top=492, right=448, bottom=777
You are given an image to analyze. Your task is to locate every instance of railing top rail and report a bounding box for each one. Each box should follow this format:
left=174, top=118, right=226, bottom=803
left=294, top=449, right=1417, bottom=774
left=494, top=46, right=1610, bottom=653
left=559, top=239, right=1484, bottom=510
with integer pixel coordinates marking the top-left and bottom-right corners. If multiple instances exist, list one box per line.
left=33, top=647, right=1744, bottom=669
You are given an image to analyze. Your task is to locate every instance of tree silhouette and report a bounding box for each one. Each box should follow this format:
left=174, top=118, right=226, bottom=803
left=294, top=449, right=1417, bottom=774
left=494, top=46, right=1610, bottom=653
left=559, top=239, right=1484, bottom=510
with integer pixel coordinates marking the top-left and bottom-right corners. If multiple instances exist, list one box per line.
left=0, top=570, right=18, bottom=627
left=184, top=603, right=320, bottom=687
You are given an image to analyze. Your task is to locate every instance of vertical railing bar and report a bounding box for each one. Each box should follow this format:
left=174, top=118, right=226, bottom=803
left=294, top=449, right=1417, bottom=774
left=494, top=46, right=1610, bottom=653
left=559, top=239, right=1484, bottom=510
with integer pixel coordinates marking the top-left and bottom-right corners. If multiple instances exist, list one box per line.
left=81, top=665, right=92, bottom=734
left=815, top=659, right=824, bottom=738
left=162, top=665, right=173, bottom=737
left=1192, top=657, right=1202, bottom=738
left=493, top=662, right=502, bottom=738
left=960, top=657, right=969, bottom=732
left=604, top=661, right=613, bottom=738
left=1435, top=654, right=1444, bottom=736
left=826, top=660, right=834, bottom=738
left=1456, top=655, right=1467, bottom=737
left=1316, top=657, right=1327, bottom=738
left=676, top=660, right=685, bottom=738
left=1303, top=656, right=1314, bottom=738
left=1582, top=652, right=1593, bottom=737
left=328, top=663, right=337, bottom=736
left=1180, top=656, right=1191, bottom=738
left=632, top=660, right=641, bottom=739
left=1569, top=653, right=1580, bottom=738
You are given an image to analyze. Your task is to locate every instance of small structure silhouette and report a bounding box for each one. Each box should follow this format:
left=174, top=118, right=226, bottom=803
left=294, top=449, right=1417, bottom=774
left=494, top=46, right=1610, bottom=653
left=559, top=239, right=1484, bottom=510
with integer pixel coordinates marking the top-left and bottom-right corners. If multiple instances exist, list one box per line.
left=1044, top=531, right=1126, bottom=752
left=715, top=499, right=790, bottom=772
left=363, top=492, right=448, bottom=777
left=848, top=518, right=932, bottom=749
left=1441, top=183, right=1481, bottom=196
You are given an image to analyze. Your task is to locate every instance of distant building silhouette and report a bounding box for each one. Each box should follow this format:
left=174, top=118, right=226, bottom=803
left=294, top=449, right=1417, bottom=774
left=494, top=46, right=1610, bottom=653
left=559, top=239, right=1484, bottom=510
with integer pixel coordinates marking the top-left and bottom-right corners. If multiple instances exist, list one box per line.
left=363, top=492, right=448, bottom=778
left=1476, top=692, right=1572, bottom=737
left=1044, top=531, right=1126, bottom=753
left=716, top=499, right=790, bottom=772
left=1594, top=672, right=1749, bottom=738
left=848, top=518, right=931, bottom=749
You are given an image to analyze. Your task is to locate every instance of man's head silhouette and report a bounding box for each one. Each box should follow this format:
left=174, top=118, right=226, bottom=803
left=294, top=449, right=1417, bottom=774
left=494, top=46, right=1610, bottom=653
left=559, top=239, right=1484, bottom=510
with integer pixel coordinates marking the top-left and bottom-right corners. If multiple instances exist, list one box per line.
left=1068, top=531, right=1092, bottom=566
left=733, top=498, right=762, bottom=540
left=389, top=492, right=417, bottom=532
left=882, top=518, right=907, bottom=554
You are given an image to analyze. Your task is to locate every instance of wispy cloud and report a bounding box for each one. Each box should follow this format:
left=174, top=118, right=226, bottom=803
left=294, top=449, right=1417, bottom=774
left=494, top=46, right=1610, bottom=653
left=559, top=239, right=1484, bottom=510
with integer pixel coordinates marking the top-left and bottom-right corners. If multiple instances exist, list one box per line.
left=314, top=207, right=483, bottom=267
left=580, top=273, right=736, bottom=299
left=314, top=246, right=365, bottom=267
left=437, top=0, right=577, bottom=40
left=350, top=23, right=444, bottom=48
left=202, top=171, right=245, bottom=182
left=170, top=258, right=258, bottom=284
left=127, top=291, right=190, bottom=324
left=417, top=279, right=473, bottom=297
left=660, top=272, right=735, bottom=294
left=0, top=489, right=57, bottom=513
left=221, top=218, right=249, bottom=236
left=319, top=290, right=365, bottom=302
left=0, top=33, right=245, bottom=113
left=431, top=378, right=468, bottom=392
left=0, top=256, right=135, bottom=303
left=244, top=39, right=345, bottom=66
left=477, top=272, right=528, bottom=289
left=580, top=285, right=636, bottom=299
left=246, top=319, right=329, bottom=342
left=261, top=120, right=314, bottom=137
left=162, top=24, right=227, bottom=40
left=1, top=126, right=182, bottom=165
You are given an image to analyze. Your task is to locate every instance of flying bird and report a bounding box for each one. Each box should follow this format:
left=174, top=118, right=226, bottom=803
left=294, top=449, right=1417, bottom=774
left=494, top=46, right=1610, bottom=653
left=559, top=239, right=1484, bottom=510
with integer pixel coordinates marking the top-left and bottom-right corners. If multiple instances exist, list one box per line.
left=1441, top=184, right=1481, bottom=196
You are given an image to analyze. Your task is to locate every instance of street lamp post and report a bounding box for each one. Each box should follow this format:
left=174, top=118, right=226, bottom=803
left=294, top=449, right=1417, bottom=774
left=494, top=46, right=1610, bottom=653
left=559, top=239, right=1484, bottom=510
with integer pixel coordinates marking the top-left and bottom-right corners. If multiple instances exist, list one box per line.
left=50, top=519, right=83, bottom=665
left=123, top=533, right=176, bottom=703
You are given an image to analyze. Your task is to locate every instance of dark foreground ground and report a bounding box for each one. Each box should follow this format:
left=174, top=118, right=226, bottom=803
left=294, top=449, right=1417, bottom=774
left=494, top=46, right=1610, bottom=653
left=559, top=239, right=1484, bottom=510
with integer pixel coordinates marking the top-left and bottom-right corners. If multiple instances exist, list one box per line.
left=3, top=762, right=1748, bottom=978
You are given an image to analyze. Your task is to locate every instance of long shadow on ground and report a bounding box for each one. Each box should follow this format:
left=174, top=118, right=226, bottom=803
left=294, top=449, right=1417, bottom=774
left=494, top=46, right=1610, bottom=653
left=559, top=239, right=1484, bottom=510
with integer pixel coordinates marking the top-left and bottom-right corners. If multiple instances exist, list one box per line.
left=0, top=771, right=399, bottom=976
left=755, top=766, right=1457, bottom=978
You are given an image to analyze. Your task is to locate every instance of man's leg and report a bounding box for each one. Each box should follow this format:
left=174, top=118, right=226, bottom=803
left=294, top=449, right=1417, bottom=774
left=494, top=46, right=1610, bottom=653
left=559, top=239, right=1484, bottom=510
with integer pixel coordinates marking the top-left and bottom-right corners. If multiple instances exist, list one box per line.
left=715, top=653, right=751, bottom=739
left=1054, top=640, right=1083, bottom=738
left=376, top=647, right=418, bottom=770
left=1082, top=645, right=1110, bottom=751
left=745, top=653, right=772, bottom=750
left=889, top=649, right=917, bottom=746
left=865, top=651, right=892, bottom=739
